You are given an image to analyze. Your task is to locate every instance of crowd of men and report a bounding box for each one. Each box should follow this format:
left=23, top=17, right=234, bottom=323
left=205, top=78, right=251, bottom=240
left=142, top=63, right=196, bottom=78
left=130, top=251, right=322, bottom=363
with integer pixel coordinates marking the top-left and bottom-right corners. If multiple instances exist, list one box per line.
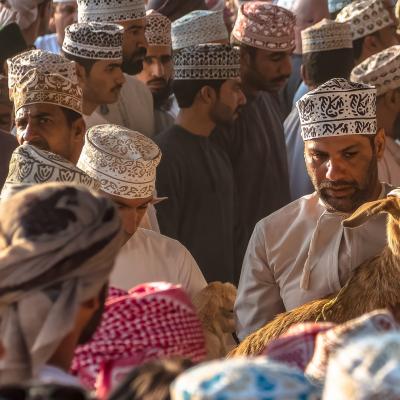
left=1, top=0, right=400, bottom=398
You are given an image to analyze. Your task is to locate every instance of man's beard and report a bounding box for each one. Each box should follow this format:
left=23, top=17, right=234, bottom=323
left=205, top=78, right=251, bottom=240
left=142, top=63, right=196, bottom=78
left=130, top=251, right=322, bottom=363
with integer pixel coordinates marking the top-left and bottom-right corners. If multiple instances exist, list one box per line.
left=122, top=47, right=147, bottom=75
left=151, top=79, right=173, bottom=109
left=78, top=285, right=108, bottom=345
left=243, top=64, right=289, bottom=93
left=313, top=154, right=379, bottom=213
left=210, top=100, right=240, bottom=128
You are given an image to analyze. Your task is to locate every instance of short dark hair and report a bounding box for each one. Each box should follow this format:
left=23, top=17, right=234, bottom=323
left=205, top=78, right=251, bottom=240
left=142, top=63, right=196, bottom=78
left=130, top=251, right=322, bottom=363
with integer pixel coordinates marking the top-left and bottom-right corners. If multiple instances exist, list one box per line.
left=62, top=52, right=96, bottom=75
left=172, top=79, right=225, bottom=108
left=302, top=48, right=355, bottom=86
left=353, top=31, right=380, bottom=61
left=108, top=358, right=194, bottom=400
left=61, top=107, right=82, bottom=127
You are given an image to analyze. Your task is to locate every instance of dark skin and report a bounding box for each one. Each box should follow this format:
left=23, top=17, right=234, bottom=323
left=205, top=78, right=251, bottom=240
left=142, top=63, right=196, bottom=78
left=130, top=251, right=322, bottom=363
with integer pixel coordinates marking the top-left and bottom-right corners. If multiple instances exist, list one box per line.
left=305, top=132, right=385, bottom=213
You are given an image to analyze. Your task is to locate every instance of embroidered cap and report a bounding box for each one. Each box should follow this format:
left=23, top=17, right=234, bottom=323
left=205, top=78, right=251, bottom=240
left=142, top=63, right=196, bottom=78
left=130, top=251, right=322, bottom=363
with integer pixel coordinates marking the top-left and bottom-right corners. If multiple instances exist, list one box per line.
left=77, top=124, right=161, bottom=199
left=62, top=22, right=124, bottom=60
left=351, top=45, right=400, bottom=97
left=77, top=0, right=145, bottom=23
left=336, top=0, right=394, bottom=40
left=296, top=78, right=377, bottom=141
left=13, top=68, right=83, bottom=115
left=7, top=49, right=78, bottom=94
left=172, top=10, right=228, bottom=51
left=145, top=9, right=172, bottom=47
left=171, top=357, right=320, bottom=400
left=173, top=44, right=240, bottom=80
left=302, top=19, right=353, bottom=54
left=1, top=144, right=100, bottom=200
left=232, top=2, right=295, bottom=51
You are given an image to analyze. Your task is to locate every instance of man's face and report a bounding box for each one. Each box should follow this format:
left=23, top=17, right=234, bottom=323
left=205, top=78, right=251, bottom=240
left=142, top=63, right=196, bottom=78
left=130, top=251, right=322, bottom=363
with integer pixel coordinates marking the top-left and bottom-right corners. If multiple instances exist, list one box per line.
left=116, top=18, right=148, bottom=75
left=107, top=193, right=153, bottom=244
left=136, top=45, right=173, bottom=107
left=305, top=134, right=381, bottom=213
left=242, top=47, right=293, bottom=93
left=375, top=24, right=400, bottom=50
left=79, top=59, right=125, bottom=107
left=15, top=103, right=80, bottom=162
left=54, top=1, right=78, bottom=45
left=209, top=78, right=246, bottom=127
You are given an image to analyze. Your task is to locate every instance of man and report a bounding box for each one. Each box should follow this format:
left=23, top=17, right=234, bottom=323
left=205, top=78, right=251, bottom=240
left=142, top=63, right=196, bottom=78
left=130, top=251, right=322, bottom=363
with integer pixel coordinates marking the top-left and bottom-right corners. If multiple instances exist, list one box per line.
left=171, top=9, right=229, bottom=51
left=1, top=0, right=52, bottom=46
left=155, top=44, right=246, bottom=283
left=62, top=21, right=126, bottom=128
left=146, top=0, right=207, bottom=21
left=136, top=10, right=175, bottom=133
left=285, top=19, right=354, bottom=200
left=235, top=78, right=390, bottom=340
left=0, top=76, right=18, bottom=190
left=77, top=0, right=155, bottom=137
left=7, top=50, right=85, bottom=163
left=78, top=124, right=207, bottom=296
left=336, top=0, right=398, bottom=65
left=35, top=0, right=78, bottom=54
left=278, top=0, right=330, bottom=119
left=0, top=183, right=122, bottom=385
left=213, top=2, right=294, bottom=274
left=0, top=22, right=28, bottom=74
left=351, top=45, right=400, bottom=185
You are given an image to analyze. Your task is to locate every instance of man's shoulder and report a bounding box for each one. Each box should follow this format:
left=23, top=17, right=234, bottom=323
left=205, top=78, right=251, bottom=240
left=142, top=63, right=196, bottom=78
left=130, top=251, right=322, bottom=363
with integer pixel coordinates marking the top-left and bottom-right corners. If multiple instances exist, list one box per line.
left=122, top=75, right=152, bottom=99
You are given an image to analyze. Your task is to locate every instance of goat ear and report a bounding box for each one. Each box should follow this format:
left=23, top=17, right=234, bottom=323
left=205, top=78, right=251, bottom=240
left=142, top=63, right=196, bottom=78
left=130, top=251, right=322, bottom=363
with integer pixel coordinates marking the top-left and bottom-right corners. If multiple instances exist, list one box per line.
left=343, top=197, right=394, bottom=228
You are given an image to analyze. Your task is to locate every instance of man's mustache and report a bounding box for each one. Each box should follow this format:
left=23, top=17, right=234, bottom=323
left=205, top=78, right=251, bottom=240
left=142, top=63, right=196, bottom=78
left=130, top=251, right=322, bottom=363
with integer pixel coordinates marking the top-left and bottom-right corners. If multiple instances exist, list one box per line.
left=148, top=78, right=167, bottom=86
left=271, top=75, right=290, bottom=83
left=319, top=180, right=359, bottom=190
left=132, top=47, right=147, bottom=60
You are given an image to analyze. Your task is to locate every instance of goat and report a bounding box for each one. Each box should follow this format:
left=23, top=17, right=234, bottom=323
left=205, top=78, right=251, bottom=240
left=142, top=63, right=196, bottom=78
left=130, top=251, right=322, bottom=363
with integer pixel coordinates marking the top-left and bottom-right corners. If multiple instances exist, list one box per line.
left=229, top=194, right=400, bottom=357
left=192, top=282, right=237, bottom=359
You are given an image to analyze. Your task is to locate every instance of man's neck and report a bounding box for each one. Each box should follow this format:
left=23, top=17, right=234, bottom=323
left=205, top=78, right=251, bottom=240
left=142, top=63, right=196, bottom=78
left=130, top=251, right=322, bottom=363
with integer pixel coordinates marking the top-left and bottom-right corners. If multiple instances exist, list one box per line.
left=47, top=332, right=79, bottom=373
left=82, top=100, right=99, bottom=116
left=176, top=108, right=215, bottom=137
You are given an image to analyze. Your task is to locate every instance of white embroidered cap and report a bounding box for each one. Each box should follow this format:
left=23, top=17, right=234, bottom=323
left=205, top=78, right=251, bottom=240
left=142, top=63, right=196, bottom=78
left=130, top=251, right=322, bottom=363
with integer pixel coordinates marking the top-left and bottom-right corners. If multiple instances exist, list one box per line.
left=232, top=1, right=295, bottom=52
left=173, top=43, right=240, bottom=80
left=302, top=19, right=353, bottom=54
left=145, top=9, right=171, bottom=47
left=351, top=45, right=400, bottom=97
left=336, top=0, right=394, bottom=40
left=296, top=78, right=377, bottom=141
left=77, top=124, right=161, bottom=199
left=63, top=22, right=124, bottom=60
left=1, top=144, right=100, bottom=200
left=172, top=10, right=228, bottom=51
left=7, top=49, right=78, bottom=93
left=77, top=0, right=145, bottom=23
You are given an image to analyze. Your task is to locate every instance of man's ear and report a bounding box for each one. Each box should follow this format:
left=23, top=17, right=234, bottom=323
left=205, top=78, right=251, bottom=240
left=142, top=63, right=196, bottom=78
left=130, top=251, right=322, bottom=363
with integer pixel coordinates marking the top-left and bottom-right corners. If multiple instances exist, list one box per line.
left=72, top=116, right=86, bottom=142
left=374, top=128, right=386, bottom=160
left=240, top=47, right=251, bottom=69
left=75, top=63, right=87, bottom=86
left=363, top=34, right=383, bottom=56
left=199, top=86, right=216, bottom=105
left=300, top=64, right=311, bottom=87
left=81, top=295, right=100, bottom=312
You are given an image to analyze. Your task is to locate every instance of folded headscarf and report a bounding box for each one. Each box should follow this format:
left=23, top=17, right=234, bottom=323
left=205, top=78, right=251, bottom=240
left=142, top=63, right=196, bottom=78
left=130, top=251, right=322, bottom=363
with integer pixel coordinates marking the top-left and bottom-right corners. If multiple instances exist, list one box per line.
left=146, top=0, right=207, bottom=21
left=323, top=332, right=400, bottom=400
left=72, top=282, right=207, bottom=396
left=4, top=0, right=42, bottom=30
left=0, top=182, right=122, bottom=384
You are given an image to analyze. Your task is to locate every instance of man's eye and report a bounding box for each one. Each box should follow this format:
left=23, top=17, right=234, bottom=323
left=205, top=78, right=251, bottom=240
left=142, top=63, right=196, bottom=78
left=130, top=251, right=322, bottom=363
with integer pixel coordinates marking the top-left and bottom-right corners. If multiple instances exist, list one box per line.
left=160, top=55, right=172, bottom=64
left=144, top=57, right=153, bottom=64
left=138, top=204, right=149, bottom=210
left=344, top=152, right=357, bottom=159
left=39, top=118, right=50, bottom=124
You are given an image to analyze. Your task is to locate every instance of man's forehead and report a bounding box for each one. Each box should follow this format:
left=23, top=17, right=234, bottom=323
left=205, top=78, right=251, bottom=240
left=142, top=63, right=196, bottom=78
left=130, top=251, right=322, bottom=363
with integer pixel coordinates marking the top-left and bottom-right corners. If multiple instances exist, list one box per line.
left=108, top=192, right=153, bottom=207
left=145, top=46, right=172, bottom=57
left=117, top=18, right=146, bottom=29
left=305, top=135, right=368, bottom=150
left=16, top=104, right=63, bottom=118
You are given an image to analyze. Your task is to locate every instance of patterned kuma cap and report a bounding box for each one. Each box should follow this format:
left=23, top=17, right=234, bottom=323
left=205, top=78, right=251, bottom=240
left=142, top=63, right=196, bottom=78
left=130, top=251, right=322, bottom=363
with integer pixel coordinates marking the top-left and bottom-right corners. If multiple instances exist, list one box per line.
left=77, top=124, right=161, bottom=199
left=336, top=0, right=394, bottom=41
left=145, top=9, right=172, bottom=47
left=301, top=19, right=353, bottom=54
left=351, top=45, right=400, bottom=97
left=232, top=1, right=295, bottom=52
left=7, top=49, right=78, bottom=94
left=173, top=44, right=240, bottom=80
left=170, top=357, right=320, bottom=400
left=13, top=68, right=83, bottom=115
left=77, top=0, right=145, bottom=23
left=1, top=144, right=100, bottom=200
left=296, top=78, right=377, bottom=141
left=63, top=22, right=124, bottom=60
left=172, top=10, right=228, bottom=51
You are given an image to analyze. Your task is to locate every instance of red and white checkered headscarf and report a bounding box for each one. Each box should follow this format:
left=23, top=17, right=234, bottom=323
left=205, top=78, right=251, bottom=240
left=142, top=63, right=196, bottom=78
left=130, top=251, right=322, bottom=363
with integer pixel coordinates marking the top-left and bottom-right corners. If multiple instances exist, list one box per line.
left=71, top=282, right=207, bottom=394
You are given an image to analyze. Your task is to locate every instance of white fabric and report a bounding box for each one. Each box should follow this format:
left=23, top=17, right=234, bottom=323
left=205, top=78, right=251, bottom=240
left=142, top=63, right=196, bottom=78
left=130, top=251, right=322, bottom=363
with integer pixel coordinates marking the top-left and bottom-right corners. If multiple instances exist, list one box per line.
left=378, top=137, right=400, bottom=187
left=235, top=184, right=393, bottom=341
left=83, top=110, right=109, bottom=129
left=6, top=0, right=40, bottom=30
left=98, top=75, right=155, bottom=137
left=110, top=228, right=207, bottom=298
left=37, top=365, right=81, bottom=387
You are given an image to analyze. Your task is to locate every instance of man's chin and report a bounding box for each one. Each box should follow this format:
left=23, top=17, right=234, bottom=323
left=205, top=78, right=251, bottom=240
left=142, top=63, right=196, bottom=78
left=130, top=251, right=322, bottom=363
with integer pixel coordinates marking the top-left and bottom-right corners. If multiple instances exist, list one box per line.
left=122, top=60, right=144, bottom=75
left=320, top=194, right=359, bottom=214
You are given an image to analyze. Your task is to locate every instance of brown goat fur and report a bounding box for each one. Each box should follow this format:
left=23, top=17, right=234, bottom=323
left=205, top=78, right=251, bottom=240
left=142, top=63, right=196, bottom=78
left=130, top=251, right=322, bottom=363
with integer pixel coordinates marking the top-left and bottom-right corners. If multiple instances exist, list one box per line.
left=229, top=195, right=400, bottom=357
left=192, top=282, right=237, bottom=359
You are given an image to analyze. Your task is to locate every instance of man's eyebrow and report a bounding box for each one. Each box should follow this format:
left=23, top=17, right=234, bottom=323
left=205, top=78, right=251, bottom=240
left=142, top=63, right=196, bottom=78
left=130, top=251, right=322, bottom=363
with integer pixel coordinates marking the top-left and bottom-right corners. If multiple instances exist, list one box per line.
left=340, top=144, right=360, bottom=152
left=126, top=24, right=145, bottom=30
